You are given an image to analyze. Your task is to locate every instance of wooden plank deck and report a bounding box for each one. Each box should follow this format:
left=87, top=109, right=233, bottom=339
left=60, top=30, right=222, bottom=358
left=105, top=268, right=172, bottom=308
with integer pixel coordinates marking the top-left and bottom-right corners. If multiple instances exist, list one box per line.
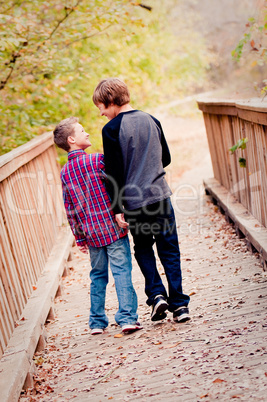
left=19, top=187, right=267, bottom=401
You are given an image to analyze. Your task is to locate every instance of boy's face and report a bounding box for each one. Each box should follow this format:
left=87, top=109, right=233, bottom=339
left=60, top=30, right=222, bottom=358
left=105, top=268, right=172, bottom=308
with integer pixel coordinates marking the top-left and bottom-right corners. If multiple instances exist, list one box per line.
left=69, top=123, right=91, bottom=150
left=97, top=103, right=119, bottom=121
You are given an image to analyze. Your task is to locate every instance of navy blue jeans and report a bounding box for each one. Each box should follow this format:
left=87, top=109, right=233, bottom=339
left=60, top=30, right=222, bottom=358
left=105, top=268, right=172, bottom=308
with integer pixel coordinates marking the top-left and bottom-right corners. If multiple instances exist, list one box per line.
left=125, top=197, right=190, bottom=311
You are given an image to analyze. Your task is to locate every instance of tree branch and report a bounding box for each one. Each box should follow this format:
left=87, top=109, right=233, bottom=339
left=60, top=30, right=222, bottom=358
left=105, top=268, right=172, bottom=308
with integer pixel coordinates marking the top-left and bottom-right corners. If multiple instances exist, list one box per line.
left=138, top=3, right=152, bottom=11
left=0, top=63, right=16, bottom=90
left=47, top=0, right=83, bottom=41
left=61, top=25, right=113, bottom=48
left=0, top=51, right=21, bottom=90
left=0, top=0, right=29, bottom=14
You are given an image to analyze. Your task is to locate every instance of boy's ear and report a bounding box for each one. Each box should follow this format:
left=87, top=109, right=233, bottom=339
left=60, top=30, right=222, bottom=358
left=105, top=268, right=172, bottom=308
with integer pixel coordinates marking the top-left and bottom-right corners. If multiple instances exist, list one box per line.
left=68, top=135, right=76, bottom=145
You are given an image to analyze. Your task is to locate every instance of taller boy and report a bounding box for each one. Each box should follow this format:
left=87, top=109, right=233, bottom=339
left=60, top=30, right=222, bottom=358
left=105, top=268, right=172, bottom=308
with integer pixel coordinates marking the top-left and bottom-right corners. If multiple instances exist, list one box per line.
left=93, top=78, right=190, bottom=322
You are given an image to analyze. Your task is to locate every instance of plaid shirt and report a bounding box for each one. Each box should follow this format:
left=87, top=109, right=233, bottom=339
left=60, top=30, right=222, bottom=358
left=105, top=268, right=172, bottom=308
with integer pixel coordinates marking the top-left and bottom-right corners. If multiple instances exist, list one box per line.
left=61, top=150, right=126, bottom=248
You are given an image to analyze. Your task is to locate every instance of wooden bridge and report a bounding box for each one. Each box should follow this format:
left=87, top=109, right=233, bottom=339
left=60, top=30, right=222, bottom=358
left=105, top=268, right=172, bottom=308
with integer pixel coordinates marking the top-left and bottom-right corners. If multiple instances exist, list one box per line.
left=0, top=98, right=266, bottom=401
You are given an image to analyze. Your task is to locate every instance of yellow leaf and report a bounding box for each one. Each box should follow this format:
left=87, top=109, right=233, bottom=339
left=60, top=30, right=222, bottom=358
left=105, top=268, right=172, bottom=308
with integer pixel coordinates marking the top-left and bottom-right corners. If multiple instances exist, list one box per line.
left=114, top=333, right=123, bottom=338
left=189, top=291, right=196, bottom=296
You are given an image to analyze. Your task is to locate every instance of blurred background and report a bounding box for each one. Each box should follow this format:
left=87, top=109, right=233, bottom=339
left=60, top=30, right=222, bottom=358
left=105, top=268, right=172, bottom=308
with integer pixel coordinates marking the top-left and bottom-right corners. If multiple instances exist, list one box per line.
left=0, top=0, right=266, bottom=157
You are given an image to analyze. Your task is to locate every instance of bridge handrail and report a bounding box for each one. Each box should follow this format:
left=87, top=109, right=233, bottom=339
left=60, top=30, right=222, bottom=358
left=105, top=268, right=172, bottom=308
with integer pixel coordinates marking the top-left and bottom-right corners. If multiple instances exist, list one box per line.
left=0, top=132, right=67, bottom=359
left=197, top=98, right=267, bottom=228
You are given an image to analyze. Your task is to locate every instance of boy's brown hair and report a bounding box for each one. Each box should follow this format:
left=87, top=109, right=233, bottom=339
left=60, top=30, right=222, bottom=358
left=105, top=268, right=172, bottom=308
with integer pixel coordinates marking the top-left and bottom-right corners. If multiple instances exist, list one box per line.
left=53, top=116, right=78, bottom=152
left=92, top=78, right=130, bottom=108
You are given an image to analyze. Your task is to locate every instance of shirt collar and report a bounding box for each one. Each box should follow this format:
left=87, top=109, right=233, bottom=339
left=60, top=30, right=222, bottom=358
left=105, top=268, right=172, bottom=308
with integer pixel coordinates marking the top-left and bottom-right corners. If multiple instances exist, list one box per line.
left=68, top=149, right=87, bottom=160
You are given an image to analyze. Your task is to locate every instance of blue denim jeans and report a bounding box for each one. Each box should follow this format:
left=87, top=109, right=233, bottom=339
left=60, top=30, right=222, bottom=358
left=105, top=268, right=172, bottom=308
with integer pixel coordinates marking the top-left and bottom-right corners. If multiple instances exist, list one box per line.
left=88, top=236, right=138, bottom=329
left=125, top=197, right=190, bottom=311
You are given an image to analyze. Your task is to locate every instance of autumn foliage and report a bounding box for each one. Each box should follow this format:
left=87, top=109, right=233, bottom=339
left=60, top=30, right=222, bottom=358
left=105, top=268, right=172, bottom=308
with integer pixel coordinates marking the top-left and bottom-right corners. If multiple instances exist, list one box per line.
left=0, top=0, right=210, bottom=155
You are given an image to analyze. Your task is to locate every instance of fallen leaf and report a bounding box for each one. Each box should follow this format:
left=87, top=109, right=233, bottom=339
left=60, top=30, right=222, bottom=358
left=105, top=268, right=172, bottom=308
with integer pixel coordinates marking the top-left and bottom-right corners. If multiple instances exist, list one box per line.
left=114, top=333, right=123, bottom=338
left=189, top=291, right=196, bottom=296
left=34, top=356, right=44, bottom=366
left=162, top=342, right=181, bottom=349
left=213, top=378, right=226, bottom=383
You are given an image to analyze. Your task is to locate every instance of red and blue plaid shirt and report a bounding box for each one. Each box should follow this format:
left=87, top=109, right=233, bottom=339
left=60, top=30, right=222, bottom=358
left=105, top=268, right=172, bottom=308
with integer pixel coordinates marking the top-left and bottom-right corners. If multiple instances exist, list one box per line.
left=61, top=150, right=126, bottom=248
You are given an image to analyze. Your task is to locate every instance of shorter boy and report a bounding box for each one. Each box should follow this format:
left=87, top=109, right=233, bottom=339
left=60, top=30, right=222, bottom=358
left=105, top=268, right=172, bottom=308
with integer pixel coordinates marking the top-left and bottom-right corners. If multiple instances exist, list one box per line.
left=53, top=117, right=142, bottom=335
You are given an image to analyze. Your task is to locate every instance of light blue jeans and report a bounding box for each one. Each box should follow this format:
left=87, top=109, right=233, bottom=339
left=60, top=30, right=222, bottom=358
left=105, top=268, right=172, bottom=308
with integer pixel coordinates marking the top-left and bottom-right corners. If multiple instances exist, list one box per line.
left=88, top=236, right=138, bottom=329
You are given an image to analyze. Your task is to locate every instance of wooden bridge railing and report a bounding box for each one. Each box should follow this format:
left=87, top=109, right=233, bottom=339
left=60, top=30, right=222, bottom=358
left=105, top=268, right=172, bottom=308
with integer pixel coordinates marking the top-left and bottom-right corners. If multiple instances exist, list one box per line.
left=0, top=132, right=70, bottom=360
left=197, top=98, right=267, bottom=267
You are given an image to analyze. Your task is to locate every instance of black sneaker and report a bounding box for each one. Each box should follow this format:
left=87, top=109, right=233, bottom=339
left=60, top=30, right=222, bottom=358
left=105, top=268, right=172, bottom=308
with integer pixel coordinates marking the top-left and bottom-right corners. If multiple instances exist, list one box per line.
left=151, top=295, right=169, bottom=321
left=173, top=306, right=190, bottom=323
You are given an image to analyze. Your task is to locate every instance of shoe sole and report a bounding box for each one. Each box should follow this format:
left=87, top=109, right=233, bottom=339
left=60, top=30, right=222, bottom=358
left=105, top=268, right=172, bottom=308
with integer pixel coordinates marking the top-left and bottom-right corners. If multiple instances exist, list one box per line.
left=151, top=301, right=169, bottom=321
left=151, top=311, right=167, bottom=321
left=122, top=326, right=143, bottom=334
left=173, top=314, right=190, bottom=323
left=91, top=329, right=104, bottom=335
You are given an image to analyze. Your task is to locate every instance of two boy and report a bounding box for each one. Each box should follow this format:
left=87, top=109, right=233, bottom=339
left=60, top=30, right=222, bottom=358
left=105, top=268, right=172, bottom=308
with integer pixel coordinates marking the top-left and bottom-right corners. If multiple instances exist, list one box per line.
left=54, top=78, right=190, bottom=334
left=53, top=117, right=142, bottom=335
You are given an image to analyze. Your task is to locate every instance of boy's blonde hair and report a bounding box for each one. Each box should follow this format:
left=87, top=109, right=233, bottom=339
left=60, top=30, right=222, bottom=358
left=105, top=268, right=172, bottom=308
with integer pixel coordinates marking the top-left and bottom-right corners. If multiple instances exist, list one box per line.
left=92, top=78, right=130, bottom=108
left=53, top=117, right=78, bottom=152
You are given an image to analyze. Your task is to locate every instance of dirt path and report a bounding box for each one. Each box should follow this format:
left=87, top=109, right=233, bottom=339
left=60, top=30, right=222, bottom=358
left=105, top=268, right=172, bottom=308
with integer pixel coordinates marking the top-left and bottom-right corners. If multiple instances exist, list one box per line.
left=20, top=112, right=267, bottom=402
left=154, top=104, right=212, bottom=185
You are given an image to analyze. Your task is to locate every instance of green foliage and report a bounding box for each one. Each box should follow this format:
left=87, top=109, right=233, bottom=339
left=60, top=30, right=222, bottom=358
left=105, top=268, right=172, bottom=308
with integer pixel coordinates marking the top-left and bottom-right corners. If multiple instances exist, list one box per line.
left=232, top=5, right=267, bottom=96
left=229, top=138, right=248, bottom=168
left=229, top=137, right=248, bottom=154
left=0, top=0, right=211, bottom=156
left=0, top=0, right=142, bottom=154
left=232, top=33, right=252, bottom=62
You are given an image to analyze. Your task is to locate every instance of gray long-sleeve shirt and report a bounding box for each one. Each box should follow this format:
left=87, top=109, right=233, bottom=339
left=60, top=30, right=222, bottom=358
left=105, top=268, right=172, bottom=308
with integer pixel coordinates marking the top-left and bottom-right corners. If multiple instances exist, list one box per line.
left=102, top=109, right=172, bottom=214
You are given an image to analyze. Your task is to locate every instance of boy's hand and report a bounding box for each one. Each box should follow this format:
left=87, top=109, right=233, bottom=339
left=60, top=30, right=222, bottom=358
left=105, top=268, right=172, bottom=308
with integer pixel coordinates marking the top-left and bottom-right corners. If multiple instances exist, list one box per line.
left=77, top=244, right=88, bottom=254
left=115, top=213, right=129, bottom=229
